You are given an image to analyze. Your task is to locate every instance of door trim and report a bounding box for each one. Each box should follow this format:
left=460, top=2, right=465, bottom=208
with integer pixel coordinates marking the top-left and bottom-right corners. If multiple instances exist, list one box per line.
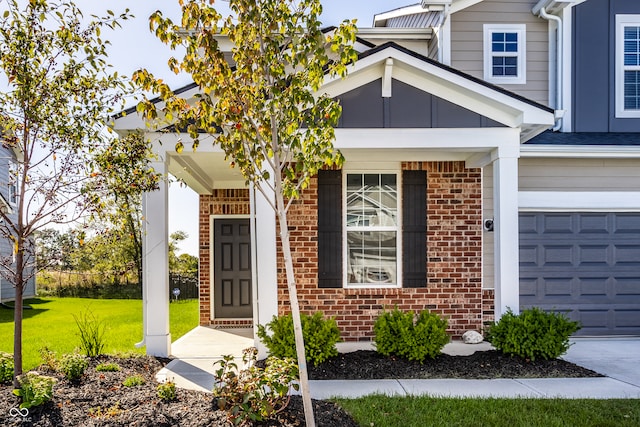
left=210, top=214, right=251, bottom=320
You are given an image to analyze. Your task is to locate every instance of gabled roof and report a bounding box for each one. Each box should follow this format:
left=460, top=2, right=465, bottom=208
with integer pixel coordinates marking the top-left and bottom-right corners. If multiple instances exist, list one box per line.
left=115, top=41, right=555, bottom=142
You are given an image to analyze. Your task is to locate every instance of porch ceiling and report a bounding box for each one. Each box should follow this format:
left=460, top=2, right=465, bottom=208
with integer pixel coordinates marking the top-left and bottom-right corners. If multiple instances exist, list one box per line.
left=164, top=127, right=512, bottom=195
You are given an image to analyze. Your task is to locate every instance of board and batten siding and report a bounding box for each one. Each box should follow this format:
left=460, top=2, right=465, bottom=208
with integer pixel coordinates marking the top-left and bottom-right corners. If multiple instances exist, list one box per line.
left=482, top=158, right=640, bottom=290
left=450, top=0, right=549, bottom=106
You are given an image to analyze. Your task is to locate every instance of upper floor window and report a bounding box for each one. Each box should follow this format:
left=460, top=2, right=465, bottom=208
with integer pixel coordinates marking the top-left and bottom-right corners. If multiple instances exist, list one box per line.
left=483, top=24, right=526, bottom=85
left=345, top=172, right=400, bottom=287
left=8, top=163, right=18, bottom=206
left=616, top=15, right=640, bottom=118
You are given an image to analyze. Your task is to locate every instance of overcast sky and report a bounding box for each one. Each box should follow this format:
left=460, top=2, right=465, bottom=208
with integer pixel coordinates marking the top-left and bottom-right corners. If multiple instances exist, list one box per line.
left=91, top=0, right=415, bottom=255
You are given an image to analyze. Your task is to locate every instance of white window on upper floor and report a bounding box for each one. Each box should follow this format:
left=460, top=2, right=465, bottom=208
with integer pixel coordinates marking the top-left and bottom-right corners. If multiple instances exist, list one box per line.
left=483, top=24, right=526, bottom=85
left=616, top=15, right=640, bottom=118
left=8, top=162, right=18, bottom=207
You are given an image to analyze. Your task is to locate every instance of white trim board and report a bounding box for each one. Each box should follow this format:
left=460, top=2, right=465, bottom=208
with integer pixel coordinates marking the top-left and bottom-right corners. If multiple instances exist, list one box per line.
left=519, top=191, right=640, bottom=211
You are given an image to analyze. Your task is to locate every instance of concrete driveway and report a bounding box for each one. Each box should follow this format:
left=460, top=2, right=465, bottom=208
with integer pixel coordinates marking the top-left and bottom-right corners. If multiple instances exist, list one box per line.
left=562, top=337, right=640, bottom=387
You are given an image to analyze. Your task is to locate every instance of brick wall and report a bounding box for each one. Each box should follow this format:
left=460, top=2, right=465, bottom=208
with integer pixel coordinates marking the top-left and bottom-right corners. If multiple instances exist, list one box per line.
left=278, top=161, right=483, bottom=340
left=199, top=189, right=250, bottom=326
left=199, top=162, right=486, bottom=339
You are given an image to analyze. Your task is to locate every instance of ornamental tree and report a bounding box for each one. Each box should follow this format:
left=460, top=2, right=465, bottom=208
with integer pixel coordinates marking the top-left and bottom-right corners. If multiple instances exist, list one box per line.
left=0, top=0, right=159, bottom=385
left=133, top=0, right=357, bottom=424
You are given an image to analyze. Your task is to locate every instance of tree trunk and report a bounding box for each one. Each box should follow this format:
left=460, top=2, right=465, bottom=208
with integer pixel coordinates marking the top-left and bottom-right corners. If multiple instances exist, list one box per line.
left=13, top=246, right=24, bottom=388
left=275, top=200, right=315, bottom=427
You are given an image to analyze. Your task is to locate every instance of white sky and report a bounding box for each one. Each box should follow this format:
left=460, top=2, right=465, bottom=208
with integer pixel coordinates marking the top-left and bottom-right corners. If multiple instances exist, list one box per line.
left=91, top=0, right=414, bottom=255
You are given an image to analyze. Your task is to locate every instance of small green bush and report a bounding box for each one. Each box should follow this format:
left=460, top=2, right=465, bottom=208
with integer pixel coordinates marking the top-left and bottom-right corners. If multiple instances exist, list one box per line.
left=0, top=351, right=14, bottom=384
left=123, top=374, right=145, bottom=387
left=13, top=372, right=57, bottom=409
left=59, top=352, right=88, bottom=381
left=374, top=308, right=449, bottom=362
left=213, top=347, right=298, bottom=425
left=157, top=380, right=177, bottom=401
left=96, top=362, right=120, bottom=372
left=257, top=312, right=340, bottom=366
left=486, top=307, right=580, bottom=361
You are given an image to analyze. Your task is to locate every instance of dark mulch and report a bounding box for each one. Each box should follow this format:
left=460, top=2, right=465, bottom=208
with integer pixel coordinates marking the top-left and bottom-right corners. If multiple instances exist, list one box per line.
left=308, top=349, right=603, bottom=380
left=0, top=350, right=602, bottom=426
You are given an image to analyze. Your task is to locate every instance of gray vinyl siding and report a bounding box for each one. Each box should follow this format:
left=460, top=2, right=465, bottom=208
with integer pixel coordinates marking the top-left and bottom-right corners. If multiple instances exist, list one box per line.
left=573, top=0, right=640, bottom=132
left=482, top=158, right=640, bottom=290
left=0, top=145, right=35, bottom=301
left=519, top=158, right=640, bottom=191
left=450, top=0, right=549, bottom=106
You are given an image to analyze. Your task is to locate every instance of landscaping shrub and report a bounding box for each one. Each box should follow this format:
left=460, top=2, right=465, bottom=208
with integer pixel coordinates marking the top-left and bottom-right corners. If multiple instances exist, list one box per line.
left=59, top=352, right=88, bottom=381
left=257, top=312, right=340, bottom=366
left=0, top=351, right=13, bottom=384
left=73, top=308, right=106, bottom=357
left=13, top=372, right=57, bottom=409
left=95, top=362, right=120, bottom=372
left=486, top=307, right=580, bottom=361
left=122, top=374, right=145, bottom=387
left=39, top=347, right=58, bottom=371
left=213, top=347, right=298, bottom=425
left=157, top=380, right=177, bottom=401
left=374, top=308, right=449, bottom=362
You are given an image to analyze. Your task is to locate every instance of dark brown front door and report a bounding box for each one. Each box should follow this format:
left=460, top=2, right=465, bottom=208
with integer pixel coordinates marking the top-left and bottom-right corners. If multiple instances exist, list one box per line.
left=214, top=218, right=252, bottom=318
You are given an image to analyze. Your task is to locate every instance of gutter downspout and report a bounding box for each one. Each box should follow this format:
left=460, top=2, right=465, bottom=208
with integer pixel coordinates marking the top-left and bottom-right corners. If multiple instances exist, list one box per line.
left=536, top=7, right=564, bottom=131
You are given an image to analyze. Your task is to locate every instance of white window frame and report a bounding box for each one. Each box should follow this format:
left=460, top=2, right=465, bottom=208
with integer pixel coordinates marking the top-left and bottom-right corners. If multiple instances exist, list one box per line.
left=615, top=15, right=640, bottom=118
left=483, top=24, right=526, bottom=85
left=343, top=170, right=402, bottom=289
left=8, top=162, right=18, bottom=207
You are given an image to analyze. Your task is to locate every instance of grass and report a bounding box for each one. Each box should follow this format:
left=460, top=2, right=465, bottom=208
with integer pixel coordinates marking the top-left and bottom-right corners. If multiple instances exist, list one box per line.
left=0, top=297, right=198, bottom=370
left=335, top=395, right=640, bottom=427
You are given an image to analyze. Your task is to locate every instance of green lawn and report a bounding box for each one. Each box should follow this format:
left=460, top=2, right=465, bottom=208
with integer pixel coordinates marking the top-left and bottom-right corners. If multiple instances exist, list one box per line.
left=0, top=297, right=198, bottom=370
left=335, top=395, right=640, bottom=427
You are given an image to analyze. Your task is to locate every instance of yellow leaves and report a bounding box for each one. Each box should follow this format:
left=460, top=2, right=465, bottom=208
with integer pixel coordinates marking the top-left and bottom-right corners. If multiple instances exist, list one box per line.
left=175, top=141, right=184, bottom=153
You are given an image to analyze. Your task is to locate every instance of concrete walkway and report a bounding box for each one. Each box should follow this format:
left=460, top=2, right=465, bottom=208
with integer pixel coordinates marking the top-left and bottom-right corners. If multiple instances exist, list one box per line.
left=156, top=327, right=640, bottom=399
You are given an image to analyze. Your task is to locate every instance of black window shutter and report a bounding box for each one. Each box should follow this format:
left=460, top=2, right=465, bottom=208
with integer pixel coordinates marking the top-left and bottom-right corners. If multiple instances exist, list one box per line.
left=402, top=170, right=427, bottom=287
left=317, top=170, right=342, bottom=288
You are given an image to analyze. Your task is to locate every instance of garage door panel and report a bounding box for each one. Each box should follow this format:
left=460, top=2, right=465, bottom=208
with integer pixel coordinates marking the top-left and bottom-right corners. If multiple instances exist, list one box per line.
left=615, top=309, right=640, bottom=330
left=519, top=245, right=538, bottom=266
left=519, top=213, right=539, bottom=234
left=579, top=277, right=609, bottom=297
left=613, top=245, right=640, bottom=265
left=519, top=212, right=640, bottom=336
left=615, top=277, right=640, bottom=297
left=578, top=245, right=609, bottom=266
left=543, top=246, right=574, bottom=266
left=543, top=214, right=574, bottom=233
left=578, top=214, right=610, bottom=234
left=614, top=214, right=640, bottom=234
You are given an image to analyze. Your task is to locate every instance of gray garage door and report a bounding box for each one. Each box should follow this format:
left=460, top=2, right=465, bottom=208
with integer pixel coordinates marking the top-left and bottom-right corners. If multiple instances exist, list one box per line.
left=519, top=212, right=640, bottom=336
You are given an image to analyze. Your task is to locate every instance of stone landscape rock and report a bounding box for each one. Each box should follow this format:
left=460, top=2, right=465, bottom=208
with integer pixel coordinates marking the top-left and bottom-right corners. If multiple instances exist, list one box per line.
left=462, top=330, right=484, bottom=344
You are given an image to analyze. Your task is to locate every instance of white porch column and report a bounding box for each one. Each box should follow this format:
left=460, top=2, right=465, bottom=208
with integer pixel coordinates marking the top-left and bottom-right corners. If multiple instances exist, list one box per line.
left=141, top=160, right=171, bottom=357
left=492, top=142, right=521, bottom=318
left=251, top=182, right=278, bottom=358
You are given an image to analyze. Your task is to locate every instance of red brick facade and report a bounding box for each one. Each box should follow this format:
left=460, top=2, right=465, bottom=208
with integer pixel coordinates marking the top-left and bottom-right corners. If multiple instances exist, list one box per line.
left=199, top=161, right=493, bottom=339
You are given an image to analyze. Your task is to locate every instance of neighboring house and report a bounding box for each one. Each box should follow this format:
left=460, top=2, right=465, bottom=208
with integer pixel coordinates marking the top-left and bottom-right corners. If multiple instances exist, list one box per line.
left=0, top=143, right=36, bottom=303
left=115, top=0, right=640, bottom=358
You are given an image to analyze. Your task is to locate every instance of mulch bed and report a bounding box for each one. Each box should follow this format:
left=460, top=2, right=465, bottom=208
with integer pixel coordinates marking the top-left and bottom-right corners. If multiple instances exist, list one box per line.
left=0, top=350, right=602, bottom=426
